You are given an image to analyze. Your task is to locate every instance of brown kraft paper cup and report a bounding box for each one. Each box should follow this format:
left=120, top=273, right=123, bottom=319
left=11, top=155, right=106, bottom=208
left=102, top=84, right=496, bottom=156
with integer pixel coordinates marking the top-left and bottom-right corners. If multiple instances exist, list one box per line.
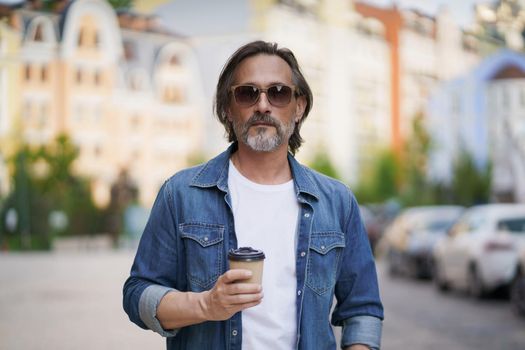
left=228, top=247, right=265, bottom=284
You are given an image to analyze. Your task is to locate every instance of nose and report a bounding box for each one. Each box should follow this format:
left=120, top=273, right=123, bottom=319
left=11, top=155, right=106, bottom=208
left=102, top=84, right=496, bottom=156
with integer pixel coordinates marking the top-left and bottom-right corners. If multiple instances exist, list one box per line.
left=254, top=90, right=272, bottom=114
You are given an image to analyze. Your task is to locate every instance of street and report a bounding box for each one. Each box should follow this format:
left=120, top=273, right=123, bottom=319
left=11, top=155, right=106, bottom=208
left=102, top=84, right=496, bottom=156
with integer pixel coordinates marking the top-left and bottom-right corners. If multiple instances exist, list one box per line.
left=0, top=251, right=524, bottom=349
left=378, top=261, right=525, bottom=349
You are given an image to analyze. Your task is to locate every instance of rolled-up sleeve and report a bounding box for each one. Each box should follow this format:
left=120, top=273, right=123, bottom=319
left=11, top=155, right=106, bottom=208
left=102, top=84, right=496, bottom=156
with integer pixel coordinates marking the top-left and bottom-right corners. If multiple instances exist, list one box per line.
left=332, top=191, right=384, bottom=348
left=123, top=180, right=181, bottom=335
left=340, top=315, right=382, bottom=350
left=139, top=285, right=179, bottom=337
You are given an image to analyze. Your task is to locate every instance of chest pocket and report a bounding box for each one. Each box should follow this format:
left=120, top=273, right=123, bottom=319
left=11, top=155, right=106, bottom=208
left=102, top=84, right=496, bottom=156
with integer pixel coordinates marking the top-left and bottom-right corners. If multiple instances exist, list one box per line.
left=180, top=223, right=224, bottom=291
left=306, top=231, right=345, bottom=295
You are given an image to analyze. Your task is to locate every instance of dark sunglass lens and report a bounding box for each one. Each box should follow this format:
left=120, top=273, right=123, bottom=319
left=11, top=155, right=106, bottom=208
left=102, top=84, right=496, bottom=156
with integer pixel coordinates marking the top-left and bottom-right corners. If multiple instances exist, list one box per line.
left=234, top=86, right=259, bottom=105
left=268, top=85, right=292, bottom=106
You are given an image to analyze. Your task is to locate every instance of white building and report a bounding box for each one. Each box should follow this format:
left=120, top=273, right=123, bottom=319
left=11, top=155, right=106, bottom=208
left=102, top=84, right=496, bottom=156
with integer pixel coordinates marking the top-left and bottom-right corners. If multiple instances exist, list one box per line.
left=157, top=0, right=391, bottom=185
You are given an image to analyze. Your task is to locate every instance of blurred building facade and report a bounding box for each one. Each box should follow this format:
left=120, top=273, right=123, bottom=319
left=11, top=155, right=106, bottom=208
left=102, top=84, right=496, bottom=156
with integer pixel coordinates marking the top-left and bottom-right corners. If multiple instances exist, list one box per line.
left=0, top=0, right=205, bottom=206
left=355, top=2, right=482, bottom=154
left=254, top=0, right=392, bottom=183
left=428, top=49, right=525, bottom=203
left=0, top=10, right=22, bottom=196
left=2, top=0, right=523, bottom=208
left=164, top=0, right=485, bottom=185
left=473, top=0, right=525, bottom=51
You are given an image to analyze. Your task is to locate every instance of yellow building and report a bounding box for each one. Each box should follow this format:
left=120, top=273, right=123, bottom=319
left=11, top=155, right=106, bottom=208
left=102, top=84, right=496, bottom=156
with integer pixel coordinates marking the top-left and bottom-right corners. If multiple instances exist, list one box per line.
left=15, top=0, right=204, bottom=206
left=0, top=16, right=22, bottom=196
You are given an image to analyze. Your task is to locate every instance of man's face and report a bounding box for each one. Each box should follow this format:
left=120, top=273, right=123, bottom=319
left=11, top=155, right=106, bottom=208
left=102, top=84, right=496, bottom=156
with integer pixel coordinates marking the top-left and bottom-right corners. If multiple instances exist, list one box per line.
left=228, top=54, right=306, bottom=152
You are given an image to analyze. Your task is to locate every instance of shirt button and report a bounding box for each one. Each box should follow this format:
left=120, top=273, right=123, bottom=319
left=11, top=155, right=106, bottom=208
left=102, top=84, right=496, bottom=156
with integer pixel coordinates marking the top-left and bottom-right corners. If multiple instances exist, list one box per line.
left=232, top=330, right=238, bottom=336
left=320, top=245, right=325, bottom=251
left=300, top=251, right=306, bottom=257
left=304, top=213, right=310, bottom=218
left=297, top=290, right=302, bottom=296
left=204, top=236, right=209, bottom=242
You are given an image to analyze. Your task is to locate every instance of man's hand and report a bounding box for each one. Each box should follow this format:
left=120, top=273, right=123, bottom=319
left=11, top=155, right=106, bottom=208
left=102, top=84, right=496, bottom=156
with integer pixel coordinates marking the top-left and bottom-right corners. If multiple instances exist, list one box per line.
left=157, top=269, right=262, bottom=330
left=200, top=269, right=263, bottom=321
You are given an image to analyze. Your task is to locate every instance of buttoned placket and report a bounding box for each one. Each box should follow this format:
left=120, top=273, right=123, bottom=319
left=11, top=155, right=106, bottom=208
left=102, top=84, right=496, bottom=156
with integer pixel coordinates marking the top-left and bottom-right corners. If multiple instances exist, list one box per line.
left=295, top=196, right=314, bottom=350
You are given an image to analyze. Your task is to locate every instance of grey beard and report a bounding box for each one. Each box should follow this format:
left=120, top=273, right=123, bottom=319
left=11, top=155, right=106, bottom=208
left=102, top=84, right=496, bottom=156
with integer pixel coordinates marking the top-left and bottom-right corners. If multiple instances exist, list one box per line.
left=234, top=113, right=295, bottom=152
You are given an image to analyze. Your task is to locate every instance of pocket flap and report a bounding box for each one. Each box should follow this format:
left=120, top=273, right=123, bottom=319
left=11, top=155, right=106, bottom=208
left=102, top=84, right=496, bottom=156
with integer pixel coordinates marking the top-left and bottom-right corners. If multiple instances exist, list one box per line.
left=310, top=232, right=345, bottom=255
left=179, top=223, right=224, bottom=247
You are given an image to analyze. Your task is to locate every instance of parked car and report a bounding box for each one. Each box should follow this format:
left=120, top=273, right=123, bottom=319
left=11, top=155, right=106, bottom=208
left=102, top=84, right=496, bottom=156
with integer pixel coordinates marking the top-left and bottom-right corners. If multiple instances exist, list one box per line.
left=511, top=235, right=525, bottom=316
left=432, top=204, right=525, bottom=298
left=379, top=205, right=464, bottom=278
left=359, top=205, right=383, bottom=254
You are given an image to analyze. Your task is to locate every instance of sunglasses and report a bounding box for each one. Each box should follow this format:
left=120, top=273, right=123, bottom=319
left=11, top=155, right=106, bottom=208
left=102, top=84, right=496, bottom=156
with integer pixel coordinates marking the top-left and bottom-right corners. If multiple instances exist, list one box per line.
left=230, top=84, right=297, bottom=107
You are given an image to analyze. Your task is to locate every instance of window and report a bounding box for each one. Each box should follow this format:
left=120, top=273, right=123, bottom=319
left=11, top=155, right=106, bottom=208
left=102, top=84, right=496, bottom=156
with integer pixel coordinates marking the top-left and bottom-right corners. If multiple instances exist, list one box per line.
left=163, top=85, right=185, bottom=103
left=502, top=85, right=510, bottom=109
left=77, top=27, right=87, bottom=47
left=38, top=102, right=47, bottom=128
left=41, top=65, right=48, bottom=82
left=123, top=41, right=135, bottom=60
left=169, top=55, right=180, bottom=66
left=24, top=64, right=31, bottom=81
left=497, top=218, right=525, bottom=234
left=94, top=70, right=101, bottom=86
left=23, top=100, right=32, bottom=120
left=94, top=31, right=100, bottom=47
left=76, top=68, right=83, bottom=84
left=34, top=24, right=44, bottom=42
left=94, top=145, right=101, bottom=158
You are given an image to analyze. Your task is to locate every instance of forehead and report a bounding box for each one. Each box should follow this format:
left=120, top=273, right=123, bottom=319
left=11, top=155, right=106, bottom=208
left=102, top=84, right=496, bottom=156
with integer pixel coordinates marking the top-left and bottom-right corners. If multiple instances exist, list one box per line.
left=233, top=54, right=293, bottom=85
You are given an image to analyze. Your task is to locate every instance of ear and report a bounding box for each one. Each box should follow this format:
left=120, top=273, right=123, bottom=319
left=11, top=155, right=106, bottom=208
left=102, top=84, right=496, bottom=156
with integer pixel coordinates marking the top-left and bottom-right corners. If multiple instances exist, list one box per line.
left=295, top=96, right=307, bottom=123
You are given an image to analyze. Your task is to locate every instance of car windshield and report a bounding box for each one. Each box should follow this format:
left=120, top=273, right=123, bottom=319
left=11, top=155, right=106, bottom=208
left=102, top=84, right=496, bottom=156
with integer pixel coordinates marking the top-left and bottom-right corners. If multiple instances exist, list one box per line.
left=497, top=218, right=525, bottom=234
left=426, top=220, right=454, bottom=232
left=408, top=212, right=460, bottom=233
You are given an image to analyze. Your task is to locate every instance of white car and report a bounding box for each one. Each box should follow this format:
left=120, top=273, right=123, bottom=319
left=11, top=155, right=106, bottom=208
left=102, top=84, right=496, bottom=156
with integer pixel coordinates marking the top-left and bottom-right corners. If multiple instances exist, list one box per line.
left=379, top=206, right=464, bottom=278
left=511, top=243, right=525, bottom=316
left=432, top=204, right=525, bottom=298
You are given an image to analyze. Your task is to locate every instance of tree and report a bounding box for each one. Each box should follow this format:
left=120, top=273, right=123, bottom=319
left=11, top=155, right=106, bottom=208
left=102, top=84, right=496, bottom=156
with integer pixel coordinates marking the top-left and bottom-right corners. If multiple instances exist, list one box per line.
left=398, top=113, right=435, bottom=206
left=354, top=149, right=400, bottom=204
left=450, top=151, right=491, bottom=206
left=308, top=148, right=340, bottom=180
left=108, top=0, right=134, bottom=10
left=0, top=134, right=104, bottom=250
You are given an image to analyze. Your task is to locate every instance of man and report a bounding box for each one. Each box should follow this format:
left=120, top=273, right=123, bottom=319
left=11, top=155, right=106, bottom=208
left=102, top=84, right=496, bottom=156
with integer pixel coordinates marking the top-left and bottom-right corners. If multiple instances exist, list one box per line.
left=123, top=41, right=384, bottom=350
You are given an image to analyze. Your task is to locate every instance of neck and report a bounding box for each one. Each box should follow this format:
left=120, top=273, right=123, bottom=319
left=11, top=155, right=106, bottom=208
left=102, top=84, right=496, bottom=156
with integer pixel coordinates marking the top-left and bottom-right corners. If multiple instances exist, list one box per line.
left=231, top=142, right=292, bottom=185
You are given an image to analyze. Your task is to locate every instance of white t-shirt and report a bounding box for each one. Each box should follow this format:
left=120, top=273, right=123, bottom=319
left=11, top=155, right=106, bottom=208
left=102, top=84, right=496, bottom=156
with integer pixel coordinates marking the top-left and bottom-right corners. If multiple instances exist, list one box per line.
left=228, top=160, right=299, bottom=350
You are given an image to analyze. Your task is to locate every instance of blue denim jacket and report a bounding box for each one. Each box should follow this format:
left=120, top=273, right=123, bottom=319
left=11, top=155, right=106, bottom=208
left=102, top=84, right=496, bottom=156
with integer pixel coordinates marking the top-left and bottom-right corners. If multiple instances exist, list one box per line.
left=123, top=144, right=384, bottom=349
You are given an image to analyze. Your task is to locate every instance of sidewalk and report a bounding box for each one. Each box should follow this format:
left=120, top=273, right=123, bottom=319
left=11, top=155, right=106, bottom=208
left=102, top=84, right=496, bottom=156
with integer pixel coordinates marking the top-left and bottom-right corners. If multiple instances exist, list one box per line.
left=0, top=251, right=163, bottom=350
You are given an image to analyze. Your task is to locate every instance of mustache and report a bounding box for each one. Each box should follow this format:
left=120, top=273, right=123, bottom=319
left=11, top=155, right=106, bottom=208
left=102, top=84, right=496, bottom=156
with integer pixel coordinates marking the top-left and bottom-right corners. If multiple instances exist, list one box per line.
left=245, top=112, right=279, bottom=128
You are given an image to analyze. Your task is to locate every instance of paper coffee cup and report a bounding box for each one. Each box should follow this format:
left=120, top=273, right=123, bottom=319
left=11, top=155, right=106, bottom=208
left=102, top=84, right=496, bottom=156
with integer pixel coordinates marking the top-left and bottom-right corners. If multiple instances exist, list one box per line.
left=228, top=247, right=265, bottom=284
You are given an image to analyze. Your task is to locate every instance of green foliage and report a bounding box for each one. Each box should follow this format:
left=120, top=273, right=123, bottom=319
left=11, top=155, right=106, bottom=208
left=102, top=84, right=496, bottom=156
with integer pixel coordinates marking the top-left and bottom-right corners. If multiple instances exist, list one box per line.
left=108, top=0, right=134, bottom=10
left=0, top=135, right=104, bottom=250
left=308, top=148, right=340, bottom=180
left=399, top=113, right=435, bottom=206
left=354, top=149, right=400, bottom=204
left=450, top=151, right=492, bottom=206
left=354, top=113, right=492, bottom=208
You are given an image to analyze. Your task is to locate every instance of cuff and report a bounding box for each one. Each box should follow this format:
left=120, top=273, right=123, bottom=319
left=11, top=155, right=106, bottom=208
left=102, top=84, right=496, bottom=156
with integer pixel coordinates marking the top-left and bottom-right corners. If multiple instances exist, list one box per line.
left=138, top=285, right=179, bottom=337
left=341, top=315, right=382, bottom=350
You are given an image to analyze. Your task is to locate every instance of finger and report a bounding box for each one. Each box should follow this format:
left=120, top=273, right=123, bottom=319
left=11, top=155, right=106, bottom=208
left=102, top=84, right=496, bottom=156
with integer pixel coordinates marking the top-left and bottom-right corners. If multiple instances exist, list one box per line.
left=235, top=300, right=263, bottom=312
left=221, top=269, right=252, bottom=284
left=224, top=282, right=262, bottom=295
left=226, top=292, right=264, bottom=305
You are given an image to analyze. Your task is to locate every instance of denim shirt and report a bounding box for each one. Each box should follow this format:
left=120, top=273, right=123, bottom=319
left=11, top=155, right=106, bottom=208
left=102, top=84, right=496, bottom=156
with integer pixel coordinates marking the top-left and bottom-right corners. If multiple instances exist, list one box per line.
left=123, top=144, right=384, bottom=350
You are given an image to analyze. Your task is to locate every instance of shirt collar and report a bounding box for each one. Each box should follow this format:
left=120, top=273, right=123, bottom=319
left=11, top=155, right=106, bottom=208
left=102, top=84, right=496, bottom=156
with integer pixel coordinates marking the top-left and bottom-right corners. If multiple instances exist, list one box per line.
left=190, top=143, right=320, bottom=201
